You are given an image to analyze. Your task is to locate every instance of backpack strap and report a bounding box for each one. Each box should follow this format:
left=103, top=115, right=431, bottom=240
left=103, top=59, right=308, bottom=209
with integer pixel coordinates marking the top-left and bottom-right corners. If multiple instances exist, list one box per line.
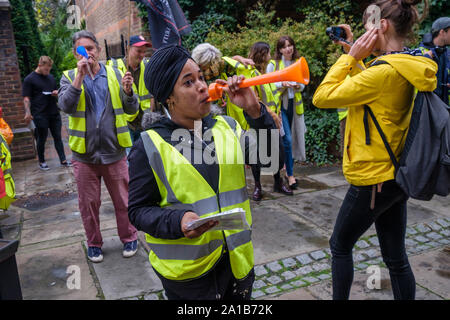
left=363, top=59, right=400, bottom=172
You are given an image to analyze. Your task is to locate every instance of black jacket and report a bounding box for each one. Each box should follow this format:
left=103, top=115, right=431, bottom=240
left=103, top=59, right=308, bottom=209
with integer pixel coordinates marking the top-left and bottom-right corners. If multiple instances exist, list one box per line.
left=128, top=104, right=276, bottom=239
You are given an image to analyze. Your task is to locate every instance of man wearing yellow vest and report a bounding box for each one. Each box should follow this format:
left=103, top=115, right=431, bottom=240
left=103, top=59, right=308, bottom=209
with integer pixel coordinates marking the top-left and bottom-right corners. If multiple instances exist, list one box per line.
left=107, top=35, right=155, bottom=143
left=59, top=31, right=138, bottom=263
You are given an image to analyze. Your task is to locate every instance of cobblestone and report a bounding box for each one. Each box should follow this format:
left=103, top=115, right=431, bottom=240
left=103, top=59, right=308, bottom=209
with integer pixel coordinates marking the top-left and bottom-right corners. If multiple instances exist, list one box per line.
left=303, top=276, right=319, bottom=284
left=317, top=274, right=331, bottom=280
left=310, top=250, right=327, bottom=260
left=426, top=232, right=443, bottom=240
left=417, top=244, right=431, bottom=252
left=291, top=280, right=306, bottom=287
left=415, top=235, right=430, bottom=243
left=438, top=239, right=450, bottom=245
left=266, top=261, right=283, bottom=273
left=282, top=258, right=297, bottom=268
left=296, top=254, right=313, bottom=265
left=253, top=280, right=267, bottom=289
left=356, top=240, right=370, bottom=249
left=354, top=253, right=366, bottom=262
left=265, top=286, right=280, bottom=294
left=355, top=263, right=368, bottom=270
left=364, top=249, right=379, bottom=258
left=254, top=265, right=268, bottom=277
left=281, top=270, right=296, bottom=281
left=435, top=219, right=449, bottom=228
left=416, top=223, right=431, bottom=233
left=405, top=238, right=417, bottom=246
left=267, top=275, right=283, bottom=285
left=406, top=227, right=418, bottom=235
left=368, top=237, right=379, bottom=246
left=296, top=266, right=314, bottom=276
left=281, top=284, right=293, bottom=290
left=251, top=290, right=264, bottom=299
left=440, top=230, right=450, bottom=237
left=312, top=263, right=330, bottom=272
left=428, top=222, right=442, bottom=231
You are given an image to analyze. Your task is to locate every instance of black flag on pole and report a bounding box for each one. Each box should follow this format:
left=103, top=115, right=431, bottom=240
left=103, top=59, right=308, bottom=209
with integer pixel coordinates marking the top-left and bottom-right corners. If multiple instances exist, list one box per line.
left=132, top=0, right=191, bottom=49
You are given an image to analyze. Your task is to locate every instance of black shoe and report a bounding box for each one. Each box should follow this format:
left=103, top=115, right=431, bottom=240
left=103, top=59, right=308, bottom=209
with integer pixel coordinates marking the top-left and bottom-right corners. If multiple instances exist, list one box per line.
left=274, top=179, right=293, bottom=195
left=252, top=183, right=263, bottom=201
left=288, top=178, right=298, bottom=190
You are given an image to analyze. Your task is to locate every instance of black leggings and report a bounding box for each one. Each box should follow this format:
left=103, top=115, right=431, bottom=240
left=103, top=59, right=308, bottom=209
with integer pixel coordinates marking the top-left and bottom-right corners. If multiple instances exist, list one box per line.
left=251, top=135, right=285, bottom=184
left=34, top=114, right=66, bottom=163
left=330, top=180, right=415, bottom=300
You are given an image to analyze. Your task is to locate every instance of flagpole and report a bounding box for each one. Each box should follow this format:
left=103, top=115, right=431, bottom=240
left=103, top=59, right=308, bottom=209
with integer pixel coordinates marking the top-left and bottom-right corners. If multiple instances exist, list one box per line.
left=127, top=0, right=132, bottom=69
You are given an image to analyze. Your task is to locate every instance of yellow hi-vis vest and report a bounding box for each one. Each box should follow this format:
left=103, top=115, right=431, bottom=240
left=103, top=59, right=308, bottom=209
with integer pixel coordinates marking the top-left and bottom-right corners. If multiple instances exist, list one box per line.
left=141, top=116, right=253, bottom=281
left=107, top=58, right=152, bottom=121
left=221, top=57, right=254, bottom=130
left=249, top=67, right=280, bottom=115
left=0, top=133, right=15, bottom=210
left=274, top=59, right=305, bottom=115
left=63, top=65, right=132, bottom=154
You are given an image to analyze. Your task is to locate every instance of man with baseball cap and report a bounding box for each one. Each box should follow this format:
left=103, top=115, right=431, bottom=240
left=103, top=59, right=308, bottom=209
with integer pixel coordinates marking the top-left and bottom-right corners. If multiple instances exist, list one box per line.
left=419, top=17, right=450, bottom=105
left=108, top=35, right=155, bottom=142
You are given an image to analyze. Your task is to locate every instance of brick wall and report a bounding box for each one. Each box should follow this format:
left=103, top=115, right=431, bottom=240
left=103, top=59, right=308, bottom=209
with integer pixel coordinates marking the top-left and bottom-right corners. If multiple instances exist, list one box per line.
left=75, top=0, right=152, bottom=60
left=0, top=2, right=35, bottom=161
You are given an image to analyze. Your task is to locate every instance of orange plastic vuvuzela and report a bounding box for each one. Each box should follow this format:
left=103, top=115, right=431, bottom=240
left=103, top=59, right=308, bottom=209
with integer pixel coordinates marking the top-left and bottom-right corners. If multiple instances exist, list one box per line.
left=207, top=57, right=310, bottom=101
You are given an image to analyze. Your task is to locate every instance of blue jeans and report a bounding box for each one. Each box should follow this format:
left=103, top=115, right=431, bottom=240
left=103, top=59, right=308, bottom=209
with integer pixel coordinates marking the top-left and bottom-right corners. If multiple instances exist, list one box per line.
left=281, top=99, right=294, bottom=177
left=329, top=180, right=415, bottom=300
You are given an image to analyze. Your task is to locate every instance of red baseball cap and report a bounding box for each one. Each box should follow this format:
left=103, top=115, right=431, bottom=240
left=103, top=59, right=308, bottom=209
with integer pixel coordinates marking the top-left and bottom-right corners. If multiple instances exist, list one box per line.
left=130, top=35, right=151, bottom=47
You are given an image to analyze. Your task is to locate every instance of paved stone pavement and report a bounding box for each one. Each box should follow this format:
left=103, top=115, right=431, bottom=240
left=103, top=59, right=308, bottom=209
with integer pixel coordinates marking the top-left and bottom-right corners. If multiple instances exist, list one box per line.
left=1, top=112, right=449, bottom=300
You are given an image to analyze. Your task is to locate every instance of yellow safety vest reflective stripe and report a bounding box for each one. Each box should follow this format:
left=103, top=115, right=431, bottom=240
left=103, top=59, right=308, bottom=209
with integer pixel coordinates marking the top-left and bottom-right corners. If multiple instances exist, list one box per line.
left=107, top=58, right=152, bottom=122
left=274, top=59, right=304, bottom=115
left=0, top=133, right=15, bottom=210
left=250, top=67, right=280, bottom=115
left=141, top=116, right=253, bottom=281
left=63, top=65, right=132, bottom=154
left=221, top=57, right=253, bottom=130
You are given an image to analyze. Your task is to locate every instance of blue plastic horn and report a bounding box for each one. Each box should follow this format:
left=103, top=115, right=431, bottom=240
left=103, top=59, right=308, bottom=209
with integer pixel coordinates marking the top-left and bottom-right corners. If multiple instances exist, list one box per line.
left=76, top=46, right=89, bottom=59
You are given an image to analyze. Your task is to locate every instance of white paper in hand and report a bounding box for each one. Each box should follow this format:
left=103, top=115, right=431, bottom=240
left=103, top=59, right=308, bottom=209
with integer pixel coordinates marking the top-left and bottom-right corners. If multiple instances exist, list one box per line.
left=185, top=208, right=249, bottom=231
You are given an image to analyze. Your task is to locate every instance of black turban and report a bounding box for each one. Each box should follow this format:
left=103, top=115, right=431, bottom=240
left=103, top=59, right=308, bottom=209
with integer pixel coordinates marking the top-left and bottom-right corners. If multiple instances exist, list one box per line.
left=144, top=44, right=192, bottom=105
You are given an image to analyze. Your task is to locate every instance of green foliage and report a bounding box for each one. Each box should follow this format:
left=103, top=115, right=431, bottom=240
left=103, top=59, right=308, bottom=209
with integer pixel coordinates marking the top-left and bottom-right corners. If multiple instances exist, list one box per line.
left=304, top=108, right=340, bottom=165
left=10, top=0, right=47, bottom=80
left=40, top=6, right=79, bottom=82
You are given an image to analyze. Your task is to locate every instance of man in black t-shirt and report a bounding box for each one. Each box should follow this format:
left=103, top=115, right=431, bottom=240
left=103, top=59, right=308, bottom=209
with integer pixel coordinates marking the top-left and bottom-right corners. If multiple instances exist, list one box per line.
left=23, top=56, right=70, bottom=170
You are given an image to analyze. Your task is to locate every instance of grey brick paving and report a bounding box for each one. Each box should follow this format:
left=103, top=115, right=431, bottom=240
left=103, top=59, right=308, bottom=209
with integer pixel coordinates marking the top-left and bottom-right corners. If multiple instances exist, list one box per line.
left=436, top=219, right=450, bottom=228
left=303, top=276, right=319, bottom=284
left=296, top=254, right=313, bottom=265
left=265, top=286, right=280, bottom=294
left=317, top=274, right=331, bottom=280
left=428, top=241, right=440, bottom=248
left=312, top=263, right=330, bottom=272
left=406, top=227, right=418, bottom=235
left=266, top=261, right=283, bottom=273
left=426, top=232, right=443, bottom=240
left=296, top=266, right=314, bottom=276
left=417, top=244, right=431, bottom=251
left=267, top=275, right=283, bottom=285
left=252, top=290, right=264, bottom=299
left=440, top=230, right=450, bottom=237
left=281, top=270, right=296, bottom=281
left=355, top=263, right=368, bottom=270
left=405, top=238, right=417, bottom=246
left=415, top=235, right=429, bottom=243
left=254, top=265, right=268, bottom=277
left=368, top=237, right=379, bottom=246
left=428, top=222, right=442, bottom=231
left=253, top=280, right=267, bottom=289
left=416, top=223, right=431, bottom=233
left=438, top=239, right=450, bottom=245
left=281, top=284, right=293, bottom=290
left=310, top=250, right=327, bottom=260
left=364, top=249, right=379, bottom=258
left=282, top=258, right=297, bottom=268
left=356, top=240, right=370, bottom=249
left=354, top=253, right=366, bottom=262
left=291, top=280, right=306, bottom=287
